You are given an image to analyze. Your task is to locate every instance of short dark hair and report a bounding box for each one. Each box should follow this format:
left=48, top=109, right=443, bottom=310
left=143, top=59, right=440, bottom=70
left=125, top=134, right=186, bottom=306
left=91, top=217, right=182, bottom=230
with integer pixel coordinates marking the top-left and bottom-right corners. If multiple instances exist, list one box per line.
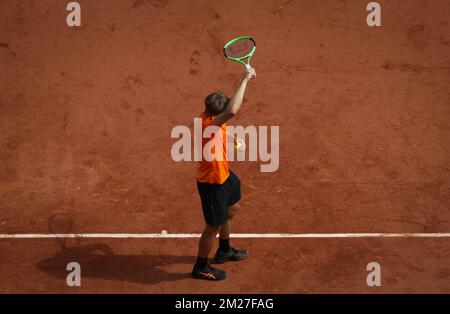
left=204, top=92, right=229, bottom=116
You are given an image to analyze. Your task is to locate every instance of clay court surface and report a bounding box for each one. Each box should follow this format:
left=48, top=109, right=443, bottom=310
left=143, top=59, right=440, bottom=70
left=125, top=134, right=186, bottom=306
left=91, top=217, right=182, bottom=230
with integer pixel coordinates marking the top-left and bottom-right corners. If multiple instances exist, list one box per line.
left=1, top=0, right=449, bottom=293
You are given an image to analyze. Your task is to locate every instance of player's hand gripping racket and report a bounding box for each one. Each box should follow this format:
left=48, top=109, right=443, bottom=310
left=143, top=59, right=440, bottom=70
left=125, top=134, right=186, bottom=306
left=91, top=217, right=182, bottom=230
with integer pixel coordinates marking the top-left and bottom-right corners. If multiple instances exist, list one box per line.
left=223, top=36, right=256, bottom=69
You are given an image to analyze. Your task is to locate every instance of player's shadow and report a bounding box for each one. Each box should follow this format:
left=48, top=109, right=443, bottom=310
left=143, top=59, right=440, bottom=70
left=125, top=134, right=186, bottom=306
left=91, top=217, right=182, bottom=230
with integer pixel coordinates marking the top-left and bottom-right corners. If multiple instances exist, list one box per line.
left=36, top=243, right=193, bottom=285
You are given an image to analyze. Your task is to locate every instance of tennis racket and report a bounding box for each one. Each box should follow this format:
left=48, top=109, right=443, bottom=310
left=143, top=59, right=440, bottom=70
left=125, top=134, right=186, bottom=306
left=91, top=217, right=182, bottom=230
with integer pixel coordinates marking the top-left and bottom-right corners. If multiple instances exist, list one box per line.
left=223, top=36, right=256, bottom=69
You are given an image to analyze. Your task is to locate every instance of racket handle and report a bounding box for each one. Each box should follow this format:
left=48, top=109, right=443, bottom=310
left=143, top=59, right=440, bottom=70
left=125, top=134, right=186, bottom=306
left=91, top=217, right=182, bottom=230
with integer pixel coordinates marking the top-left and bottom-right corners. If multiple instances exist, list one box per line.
left=245, top=64, right=251, bottom=69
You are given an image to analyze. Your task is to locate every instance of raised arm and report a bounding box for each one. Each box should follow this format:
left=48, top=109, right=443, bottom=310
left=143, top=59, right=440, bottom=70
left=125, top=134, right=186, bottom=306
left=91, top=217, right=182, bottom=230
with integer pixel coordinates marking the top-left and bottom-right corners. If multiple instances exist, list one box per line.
left=215, top=67, right=256, bottom=126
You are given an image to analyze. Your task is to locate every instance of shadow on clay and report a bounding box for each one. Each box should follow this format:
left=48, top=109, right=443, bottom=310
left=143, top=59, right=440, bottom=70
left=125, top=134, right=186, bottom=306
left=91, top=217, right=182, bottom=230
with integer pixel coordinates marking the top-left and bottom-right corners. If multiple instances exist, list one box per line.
left=36, top=243, right=193, bottom=285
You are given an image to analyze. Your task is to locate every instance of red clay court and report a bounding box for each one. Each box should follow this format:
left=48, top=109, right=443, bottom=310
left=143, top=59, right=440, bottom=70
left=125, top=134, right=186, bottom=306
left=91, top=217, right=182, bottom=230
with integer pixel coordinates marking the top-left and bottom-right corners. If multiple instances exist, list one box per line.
left=1, top=0, right=449, bottom=293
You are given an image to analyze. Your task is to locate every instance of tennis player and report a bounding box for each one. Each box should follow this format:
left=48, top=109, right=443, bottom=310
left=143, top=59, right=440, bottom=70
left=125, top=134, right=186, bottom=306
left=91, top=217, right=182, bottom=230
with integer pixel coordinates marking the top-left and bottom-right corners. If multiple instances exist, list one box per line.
left=192, top=67, right=257, bottom=281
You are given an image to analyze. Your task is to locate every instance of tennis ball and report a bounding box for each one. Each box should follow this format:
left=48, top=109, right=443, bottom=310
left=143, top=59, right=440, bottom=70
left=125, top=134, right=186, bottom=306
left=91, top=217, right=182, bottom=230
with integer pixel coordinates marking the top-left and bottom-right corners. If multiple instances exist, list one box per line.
left=235, top=139, right=246, bottom=151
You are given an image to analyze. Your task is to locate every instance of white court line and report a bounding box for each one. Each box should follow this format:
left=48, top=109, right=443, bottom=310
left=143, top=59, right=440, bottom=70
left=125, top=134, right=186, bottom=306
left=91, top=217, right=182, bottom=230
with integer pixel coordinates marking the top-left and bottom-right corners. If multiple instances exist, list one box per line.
left=0, top=233, right=450, bottom=239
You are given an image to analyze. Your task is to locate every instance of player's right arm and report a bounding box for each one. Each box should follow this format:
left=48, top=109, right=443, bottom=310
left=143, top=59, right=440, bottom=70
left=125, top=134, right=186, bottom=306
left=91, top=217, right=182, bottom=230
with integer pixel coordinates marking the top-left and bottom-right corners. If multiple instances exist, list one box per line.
left=215, top=67, right=256, bottom=126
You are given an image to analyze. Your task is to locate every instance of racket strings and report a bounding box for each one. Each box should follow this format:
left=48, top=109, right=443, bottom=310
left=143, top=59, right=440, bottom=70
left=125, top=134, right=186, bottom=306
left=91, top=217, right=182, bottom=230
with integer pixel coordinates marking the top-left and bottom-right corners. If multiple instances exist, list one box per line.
left=224, top=39, right=255, bottom=59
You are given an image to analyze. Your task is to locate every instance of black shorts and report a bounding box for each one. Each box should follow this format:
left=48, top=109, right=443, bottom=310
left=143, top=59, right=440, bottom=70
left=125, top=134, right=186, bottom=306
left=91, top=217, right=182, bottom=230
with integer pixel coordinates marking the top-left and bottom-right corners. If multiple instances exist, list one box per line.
left=197, top=170, right=241, bottom=227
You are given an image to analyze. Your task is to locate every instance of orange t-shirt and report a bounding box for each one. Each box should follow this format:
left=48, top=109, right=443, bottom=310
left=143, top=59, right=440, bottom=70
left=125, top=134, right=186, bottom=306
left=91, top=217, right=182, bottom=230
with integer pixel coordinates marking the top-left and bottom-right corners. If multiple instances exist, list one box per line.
left=197, top=112, right=230, bottom=184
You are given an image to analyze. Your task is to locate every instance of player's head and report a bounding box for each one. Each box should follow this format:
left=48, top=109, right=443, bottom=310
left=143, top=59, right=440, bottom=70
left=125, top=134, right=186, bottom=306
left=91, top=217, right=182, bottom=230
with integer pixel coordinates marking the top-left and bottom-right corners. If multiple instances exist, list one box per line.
left=204, top=92, right=230, bottom=116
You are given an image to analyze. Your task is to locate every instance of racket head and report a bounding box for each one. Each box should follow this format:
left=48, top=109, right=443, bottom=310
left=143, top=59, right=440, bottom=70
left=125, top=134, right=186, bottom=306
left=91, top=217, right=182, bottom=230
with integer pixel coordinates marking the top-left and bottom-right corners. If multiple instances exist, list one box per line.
left=223, top=36, right=256, bottom=67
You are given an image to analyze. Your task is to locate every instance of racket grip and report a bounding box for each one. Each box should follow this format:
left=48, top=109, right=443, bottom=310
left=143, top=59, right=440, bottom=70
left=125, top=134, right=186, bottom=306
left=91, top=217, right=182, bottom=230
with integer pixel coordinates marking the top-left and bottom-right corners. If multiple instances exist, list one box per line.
left=245, top=64, right=251, bottom=69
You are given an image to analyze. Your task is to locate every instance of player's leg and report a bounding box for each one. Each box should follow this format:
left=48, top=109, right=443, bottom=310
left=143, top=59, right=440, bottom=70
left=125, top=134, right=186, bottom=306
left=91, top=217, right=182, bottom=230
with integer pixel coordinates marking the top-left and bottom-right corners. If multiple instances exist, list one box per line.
left=218, top=220, right=231, bottom=252
left=198, top=224, right=220, bottom=259
left=194, top=180, right=229, bottom=280
left=192, top=223, right=229, bottom=281
left=215, top=203, right=248, bottom=263
left=218, top=203, right=239, bottom=250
